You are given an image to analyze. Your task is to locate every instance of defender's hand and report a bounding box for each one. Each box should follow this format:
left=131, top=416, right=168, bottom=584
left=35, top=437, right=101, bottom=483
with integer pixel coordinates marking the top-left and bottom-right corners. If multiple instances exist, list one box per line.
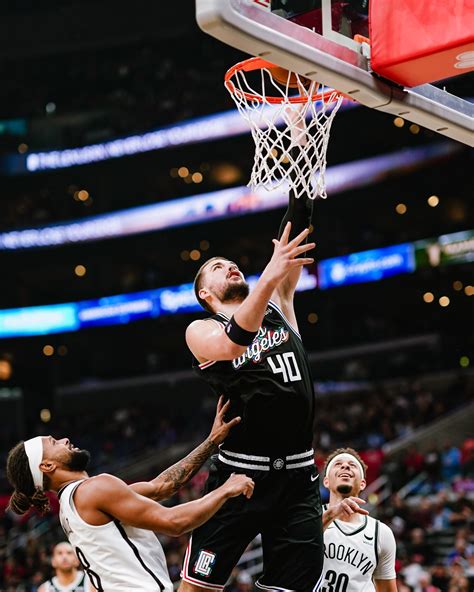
left=262, top=222, right=315, bottom=287
left=331, top=497, right=368, bottom=519
left=208, top=396, right=241, bottom=446
left=222, top=473, right=255, bottom=500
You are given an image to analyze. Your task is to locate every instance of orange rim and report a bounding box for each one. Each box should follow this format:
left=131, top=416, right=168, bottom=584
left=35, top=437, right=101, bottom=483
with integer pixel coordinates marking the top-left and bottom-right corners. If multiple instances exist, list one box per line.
left=224, top=57, right=342, bottom=104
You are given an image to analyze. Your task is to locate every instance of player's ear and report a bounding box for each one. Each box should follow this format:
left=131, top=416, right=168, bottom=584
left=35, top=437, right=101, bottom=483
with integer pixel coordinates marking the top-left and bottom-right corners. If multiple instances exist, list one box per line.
left=323, top=475, right=329, bottom=488
left=40, top=459, right=56, bottom=475
left=199, top=287, right=211, bottom=301
left=358, top=478, right=367, bottom=492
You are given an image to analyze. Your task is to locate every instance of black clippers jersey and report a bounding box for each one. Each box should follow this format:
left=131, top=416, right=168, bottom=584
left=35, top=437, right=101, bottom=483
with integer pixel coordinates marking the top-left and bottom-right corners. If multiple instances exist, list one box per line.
left=193, top=300, right=315, bottom=456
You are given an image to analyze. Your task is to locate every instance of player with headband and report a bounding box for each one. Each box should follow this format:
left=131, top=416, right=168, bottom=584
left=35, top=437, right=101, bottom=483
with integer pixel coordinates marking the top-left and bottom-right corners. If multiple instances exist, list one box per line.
left=5, top=398, right=254, bottom=592
left=321, top=447, right=398, bottom=592
left=183, top=113, right=321, bottom=591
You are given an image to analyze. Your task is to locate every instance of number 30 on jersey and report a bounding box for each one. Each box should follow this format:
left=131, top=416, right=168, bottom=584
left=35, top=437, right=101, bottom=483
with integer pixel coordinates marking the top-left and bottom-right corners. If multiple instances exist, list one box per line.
left=267, top=352, right=302, bottom=383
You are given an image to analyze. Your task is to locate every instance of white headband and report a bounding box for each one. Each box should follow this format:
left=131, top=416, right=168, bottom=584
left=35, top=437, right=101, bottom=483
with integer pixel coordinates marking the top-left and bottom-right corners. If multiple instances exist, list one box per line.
left=325, top=453, right=365, bottom=478
left=24, top=437, right=44, bottom=490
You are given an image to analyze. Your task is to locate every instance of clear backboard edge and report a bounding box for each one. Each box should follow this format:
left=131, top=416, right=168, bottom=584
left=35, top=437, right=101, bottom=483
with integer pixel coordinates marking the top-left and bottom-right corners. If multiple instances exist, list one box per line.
left=196, top=0, right=473, bottom=146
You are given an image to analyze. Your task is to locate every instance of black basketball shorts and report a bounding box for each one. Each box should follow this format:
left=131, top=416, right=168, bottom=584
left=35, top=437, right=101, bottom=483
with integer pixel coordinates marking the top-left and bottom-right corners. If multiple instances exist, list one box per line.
left=181, top=456, right=324, bottom=591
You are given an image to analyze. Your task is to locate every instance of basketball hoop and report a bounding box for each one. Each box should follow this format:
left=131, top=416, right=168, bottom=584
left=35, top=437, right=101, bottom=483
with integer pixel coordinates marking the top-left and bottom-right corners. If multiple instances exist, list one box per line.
left=225, top=57, right=343, bottom=200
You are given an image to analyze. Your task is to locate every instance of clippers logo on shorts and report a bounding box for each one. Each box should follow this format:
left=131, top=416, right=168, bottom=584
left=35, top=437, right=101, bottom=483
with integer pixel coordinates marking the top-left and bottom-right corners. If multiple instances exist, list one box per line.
left=232, top=325, right=289, bottom=369
left=194, top=550, right=216, bottom=577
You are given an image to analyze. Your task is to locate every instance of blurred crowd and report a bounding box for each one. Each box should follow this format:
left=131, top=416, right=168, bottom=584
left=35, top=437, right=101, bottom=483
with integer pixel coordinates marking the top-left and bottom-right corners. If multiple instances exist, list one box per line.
left=0, top=373, right=472, bottom=590
left=1, top=440, right=472, bottom=591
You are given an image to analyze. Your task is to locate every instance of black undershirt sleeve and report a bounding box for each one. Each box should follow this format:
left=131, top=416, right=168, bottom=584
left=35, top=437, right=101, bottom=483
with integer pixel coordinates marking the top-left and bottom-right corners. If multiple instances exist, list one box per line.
left=278, top=145, right=314, bottom=244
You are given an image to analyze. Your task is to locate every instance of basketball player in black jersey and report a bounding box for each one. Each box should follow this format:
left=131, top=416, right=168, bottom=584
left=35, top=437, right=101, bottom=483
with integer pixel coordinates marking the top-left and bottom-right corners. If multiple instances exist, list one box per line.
left=181, top=116, right=322, bottom=592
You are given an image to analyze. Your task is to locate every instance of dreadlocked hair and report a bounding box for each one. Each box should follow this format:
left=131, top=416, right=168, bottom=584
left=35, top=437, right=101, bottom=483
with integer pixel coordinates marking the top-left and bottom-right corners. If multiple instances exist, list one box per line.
left=323, top=447, right=368, bottom=478
left=6, top=441, right=50, bottom=515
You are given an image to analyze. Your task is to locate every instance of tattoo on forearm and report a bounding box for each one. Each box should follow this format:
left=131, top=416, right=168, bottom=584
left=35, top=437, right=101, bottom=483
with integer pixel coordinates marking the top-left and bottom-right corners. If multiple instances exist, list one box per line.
left=156, top=438, right=217, bottom=496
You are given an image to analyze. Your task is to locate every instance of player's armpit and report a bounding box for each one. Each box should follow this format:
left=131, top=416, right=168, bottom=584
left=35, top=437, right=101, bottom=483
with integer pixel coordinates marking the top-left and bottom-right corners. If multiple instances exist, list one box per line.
left=374, top=579, right=398, bottom=592
left=186, top=318, right=246, bottom=362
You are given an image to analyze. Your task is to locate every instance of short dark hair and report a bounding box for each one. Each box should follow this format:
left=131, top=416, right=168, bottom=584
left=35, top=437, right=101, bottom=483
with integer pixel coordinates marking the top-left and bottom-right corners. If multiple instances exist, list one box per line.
left=6, top=441, right=50, bottom=515
left=323, top=447, right=367, bottom=478
left=193, top=256, right=230, bottom=313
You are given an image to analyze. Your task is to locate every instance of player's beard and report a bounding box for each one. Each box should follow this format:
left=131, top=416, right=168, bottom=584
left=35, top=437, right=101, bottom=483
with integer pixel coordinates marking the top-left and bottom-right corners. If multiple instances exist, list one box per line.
left=336, top=484, right=354, bottom=495
left=221, top=280, right=250, bottom=303
left=65, top=448, right=91, bottom=472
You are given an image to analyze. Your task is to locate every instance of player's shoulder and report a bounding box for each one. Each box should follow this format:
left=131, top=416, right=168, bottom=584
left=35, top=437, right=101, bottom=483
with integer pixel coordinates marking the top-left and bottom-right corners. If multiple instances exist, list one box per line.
left=76, top=473, right=125, bottom=497
left=187, top=315, right=227, bottom=335
left=37, top=583, right=49, bottom=592
left=375, top=519, right=397, bottom=549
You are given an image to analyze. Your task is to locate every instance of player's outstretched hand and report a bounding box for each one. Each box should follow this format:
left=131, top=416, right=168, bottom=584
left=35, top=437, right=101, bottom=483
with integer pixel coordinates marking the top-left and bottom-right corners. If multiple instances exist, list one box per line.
left=331, top=496, right=369, bottom=519
left=222, top=473, right=255, bottom=500
left=208, top=396, right=241, bottom=446
left=262, top=222, right=315, bottom=287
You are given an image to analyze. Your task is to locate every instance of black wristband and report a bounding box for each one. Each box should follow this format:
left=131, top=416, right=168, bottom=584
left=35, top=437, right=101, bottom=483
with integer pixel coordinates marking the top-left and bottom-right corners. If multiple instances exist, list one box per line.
left=225, top=316, right=258, bottom=346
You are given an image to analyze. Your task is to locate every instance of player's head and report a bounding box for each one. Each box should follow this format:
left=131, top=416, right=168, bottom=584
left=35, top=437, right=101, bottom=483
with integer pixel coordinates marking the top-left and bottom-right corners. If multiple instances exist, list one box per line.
left=323, top=447, right=367, bottom=497
left=194, top=256, right=249, bottom=313
left=51, top=542, right=80, bottom=573
left=6, top=436, right=90, bottom=515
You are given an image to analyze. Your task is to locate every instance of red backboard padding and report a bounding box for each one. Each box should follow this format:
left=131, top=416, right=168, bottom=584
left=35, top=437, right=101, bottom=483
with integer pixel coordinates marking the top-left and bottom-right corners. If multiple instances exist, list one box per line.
left=370, top=0, right=474, bottom=87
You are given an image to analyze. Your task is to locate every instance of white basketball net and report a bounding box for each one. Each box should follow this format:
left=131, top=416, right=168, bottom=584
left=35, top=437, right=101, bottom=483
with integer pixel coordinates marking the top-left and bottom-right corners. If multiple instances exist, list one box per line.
left=226, top=63, right=343, bottom=200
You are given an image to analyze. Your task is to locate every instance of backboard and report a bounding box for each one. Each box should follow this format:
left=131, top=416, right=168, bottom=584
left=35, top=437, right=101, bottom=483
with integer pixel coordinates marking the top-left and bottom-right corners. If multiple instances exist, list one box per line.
left=196, top=0, right=473, bottom=146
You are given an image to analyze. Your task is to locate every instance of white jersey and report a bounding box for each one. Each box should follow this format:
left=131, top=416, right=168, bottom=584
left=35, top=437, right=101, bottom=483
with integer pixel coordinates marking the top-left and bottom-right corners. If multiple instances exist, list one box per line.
left=321, top=507, right=396, bottom=592
left=41, top=572, right=89, bottom=592
left=58, top=480, right=173, bottom=592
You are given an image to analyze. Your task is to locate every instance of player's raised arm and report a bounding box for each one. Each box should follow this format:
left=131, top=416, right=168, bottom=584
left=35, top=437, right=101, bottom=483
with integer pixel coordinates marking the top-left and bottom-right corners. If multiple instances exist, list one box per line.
left=273, top=105, right=315, bottom=324
left=187, top=223, right=315, bottom=362
left=82, top=472, right=254, bottom=537
left=130, top=397, right=240, bottom=500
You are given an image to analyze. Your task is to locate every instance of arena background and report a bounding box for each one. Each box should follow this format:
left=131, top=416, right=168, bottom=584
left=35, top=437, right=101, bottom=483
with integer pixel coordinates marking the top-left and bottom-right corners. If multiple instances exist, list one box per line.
left=0, top=1, right=472, bottom=590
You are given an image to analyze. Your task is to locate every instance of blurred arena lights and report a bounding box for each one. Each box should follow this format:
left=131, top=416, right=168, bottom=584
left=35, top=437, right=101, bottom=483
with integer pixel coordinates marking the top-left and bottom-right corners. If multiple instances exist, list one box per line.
left=427, top=195, right=440, bottom=207
left=2, top=101, right=357, bottom=175
left=439, top=296, right=450, bottom=307
left=395, top=203, right=407, bottom=214
left=459, top=356, right=470, bottom=367
left=74, top=264, right=87, bottom=277
left=43, top=345, right=54, bottom=356
left=40, top=408, right=52, bottom=423
left=0, top=143, right=462, bottom=251
left=423, top=292, right=435, bottom=303
left=0, top=359, right=12, bottom=380
left=1, top=229, right=471, bottom=340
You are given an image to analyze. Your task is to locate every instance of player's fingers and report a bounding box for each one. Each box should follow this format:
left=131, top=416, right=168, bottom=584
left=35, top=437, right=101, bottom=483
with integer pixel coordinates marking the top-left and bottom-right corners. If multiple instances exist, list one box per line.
left=356, top=508, right=370, bottom=515
left=353, top=497, right=366, bottom=504
left=289, top=257, right=314, bottom=266
left=219, top=399, right=231, bottom=416
left=280, top=221, right=292, bottom=244
left=226, top=416, right=241, bottom=428
left=287, top=226, right=310, bottom=249
left=216, top=394, right=224, bottom=413
left=291, top=242, right=316, bottom=257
